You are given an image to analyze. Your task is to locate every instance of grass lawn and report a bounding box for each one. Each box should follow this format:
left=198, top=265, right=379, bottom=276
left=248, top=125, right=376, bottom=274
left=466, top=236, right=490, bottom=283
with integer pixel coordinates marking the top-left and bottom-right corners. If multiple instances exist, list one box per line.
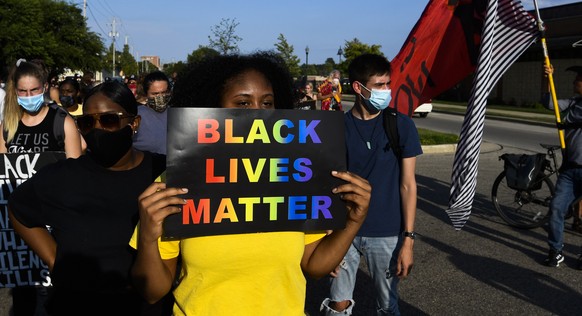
left=418, top=128, right=459, bottom=145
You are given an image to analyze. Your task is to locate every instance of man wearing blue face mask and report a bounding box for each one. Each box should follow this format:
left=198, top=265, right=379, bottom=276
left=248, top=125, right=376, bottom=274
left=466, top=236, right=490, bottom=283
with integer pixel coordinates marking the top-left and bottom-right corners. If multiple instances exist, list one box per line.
left=320, top=54, right=422, bottom=316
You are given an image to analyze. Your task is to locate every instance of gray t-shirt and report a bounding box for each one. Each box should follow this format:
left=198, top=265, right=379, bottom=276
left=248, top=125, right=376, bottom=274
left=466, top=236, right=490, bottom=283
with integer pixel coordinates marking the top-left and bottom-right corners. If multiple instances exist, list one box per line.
left=544, top=94, right=582, bottom=167
left=133, top=105, right=167, bottom=155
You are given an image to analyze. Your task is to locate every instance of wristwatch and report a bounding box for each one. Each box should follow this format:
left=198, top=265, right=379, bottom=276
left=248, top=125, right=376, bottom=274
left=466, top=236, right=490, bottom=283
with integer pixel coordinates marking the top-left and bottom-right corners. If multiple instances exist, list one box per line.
left=403, top=231, right=416, bottom=240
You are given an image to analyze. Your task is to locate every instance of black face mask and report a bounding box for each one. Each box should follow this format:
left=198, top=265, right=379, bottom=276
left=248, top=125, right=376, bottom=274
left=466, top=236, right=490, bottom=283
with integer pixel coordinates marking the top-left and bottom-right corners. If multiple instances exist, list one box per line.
left=59, top=95, right=75, bottom=107
left=84, top=125, right=133, bottom=168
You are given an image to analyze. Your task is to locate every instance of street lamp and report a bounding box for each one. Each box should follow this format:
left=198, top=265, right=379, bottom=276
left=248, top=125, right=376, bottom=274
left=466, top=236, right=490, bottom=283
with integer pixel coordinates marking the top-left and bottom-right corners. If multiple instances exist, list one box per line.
left=305, top=46, right=310, bottom=66
left=337, top=46, right=343, bottom=64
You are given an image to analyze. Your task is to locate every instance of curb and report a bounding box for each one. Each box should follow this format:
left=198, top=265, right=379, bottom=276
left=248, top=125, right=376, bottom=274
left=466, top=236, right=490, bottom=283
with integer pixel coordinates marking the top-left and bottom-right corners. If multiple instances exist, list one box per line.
left=421, top=141, right=502, bottom=154
left=433, top=109, right=556, bottom=128
left=421, top=144, right=457, bottom=154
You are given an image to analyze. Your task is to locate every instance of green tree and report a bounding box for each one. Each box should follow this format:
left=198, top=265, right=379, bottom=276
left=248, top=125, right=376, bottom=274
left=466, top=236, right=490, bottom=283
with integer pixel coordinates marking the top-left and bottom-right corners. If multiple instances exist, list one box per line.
left=187, top=46, right=220, bottom=64
left=274, top=34, right=301, bottom=77
left=321, top=58, right=336, bottom=76
left=208, top=18, right=242, bottom=55
left=342, top=38, right=384, bottom=70
left=103, top=43, right=121, bottom=77
left=0, top=0, right=104, bottom=72
left=44, top=0, right=103, bottom=71
left=163, top=61, right=186, bottom=77
left=301, top=64, right=318, bottom=76
left=119, top=44, right=138, bottom=77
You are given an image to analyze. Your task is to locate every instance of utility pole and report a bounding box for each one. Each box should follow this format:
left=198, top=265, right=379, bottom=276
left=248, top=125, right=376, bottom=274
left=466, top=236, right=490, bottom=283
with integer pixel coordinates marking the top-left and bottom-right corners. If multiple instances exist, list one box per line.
left=83, top=0, right=87, bottom=18
left=135, top=51, right=140, bottom=75
left=108, top=18, right=119, bottom=78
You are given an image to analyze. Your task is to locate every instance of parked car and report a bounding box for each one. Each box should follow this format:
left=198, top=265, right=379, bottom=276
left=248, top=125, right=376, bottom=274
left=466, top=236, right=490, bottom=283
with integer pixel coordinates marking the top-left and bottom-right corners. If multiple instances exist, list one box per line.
left=414, top=101, right=433, bottom=118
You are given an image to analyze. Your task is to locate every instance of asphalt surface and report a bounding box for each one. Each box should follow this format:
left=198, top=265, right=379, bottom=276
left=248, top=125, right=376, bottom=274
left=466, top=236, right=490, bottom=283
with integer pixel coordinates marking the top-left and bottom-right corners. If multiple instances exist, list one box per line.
left=305, top=104, right=582, bottom=315
left=2, top=107, right=581, bottom=315
left=305, top=139, right=582, bottom=315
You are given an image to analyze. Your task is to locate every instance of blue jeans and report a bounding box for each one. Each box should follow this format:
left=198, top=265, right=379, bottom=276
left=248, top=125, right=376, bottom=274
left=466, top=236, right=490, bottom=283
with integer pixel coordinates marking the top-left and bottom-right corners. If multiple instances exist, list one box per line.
left=548, top=168, right=582, bottom=252
left=328, top=236, right=401, bottom=316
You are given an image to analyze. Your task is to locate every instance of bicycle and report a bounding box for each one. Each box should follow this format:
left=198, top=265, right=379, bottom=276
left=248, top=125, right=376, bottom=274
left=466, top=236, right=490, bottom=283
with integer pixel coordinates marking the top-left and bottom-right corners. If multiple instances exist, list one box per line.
left=491, top=143, right=561, bottom=229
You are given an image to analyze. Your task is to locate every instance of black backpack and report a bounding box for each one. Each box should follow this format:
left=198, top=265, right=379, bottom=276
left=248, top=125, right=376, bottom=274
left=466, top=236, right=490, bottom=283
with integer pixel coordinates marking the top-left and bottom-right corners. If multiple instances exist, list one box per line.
left=3, top=102, right=69, bottom=150
left=382, top=107, right=401, bottom=160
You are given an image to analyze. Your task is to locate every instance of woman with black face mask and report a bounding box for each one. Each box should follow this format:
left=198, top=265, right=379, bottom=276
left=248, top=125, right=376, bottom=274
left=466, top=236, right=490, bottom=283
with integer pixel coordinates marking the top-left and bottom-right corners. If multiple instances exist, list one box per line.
left=58, top=77, right=83, bottom=116
left=8, top=81, right=168, bottom=315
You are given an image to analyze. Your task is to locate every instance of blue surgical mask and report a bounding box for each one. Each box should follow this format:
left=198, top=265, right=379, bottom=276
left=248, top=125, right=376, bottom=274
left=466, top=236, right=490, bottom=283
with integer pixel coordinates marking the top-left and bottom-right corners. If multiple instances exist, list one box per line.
left=359, top=84, right=391, bottom=114
left=18, top=93, right=45, bottom=112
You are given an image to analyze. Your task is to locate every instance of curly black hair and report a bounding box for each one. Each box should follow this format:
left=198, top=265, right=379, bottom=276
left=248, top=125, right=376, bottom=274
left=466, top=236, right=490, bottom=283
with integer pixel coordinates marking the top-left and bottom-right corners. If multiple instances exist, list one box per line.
left=171, top=51, right=294, bottom=109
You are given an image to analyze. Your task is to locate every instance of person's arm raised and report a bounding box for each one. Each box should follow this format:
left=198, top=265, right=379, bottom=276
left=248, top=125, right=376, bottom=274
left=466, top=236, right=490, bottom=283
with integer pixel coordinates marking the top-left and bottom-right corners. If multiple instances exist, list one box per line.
left=131, top=182, right=187, bottom=304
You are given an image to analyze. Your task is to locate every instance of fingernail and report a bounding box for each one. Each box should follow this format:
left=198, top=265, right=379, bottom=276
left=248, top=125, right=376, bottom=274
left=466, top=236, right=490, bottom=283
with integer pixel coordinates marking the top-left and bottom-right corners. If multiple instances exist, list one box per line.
left=331, top=170, right=338, bottom=175
left=181, top=188, right=188, bottom=193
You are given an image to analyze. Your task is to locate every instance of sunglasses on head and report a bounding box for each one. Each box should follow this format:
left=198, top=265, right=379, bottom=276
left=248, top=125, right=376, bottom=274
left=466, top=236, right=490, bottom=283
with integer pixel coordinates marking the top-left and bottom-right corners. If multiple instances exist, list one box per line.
left=75, top=112, right=135, bottom=134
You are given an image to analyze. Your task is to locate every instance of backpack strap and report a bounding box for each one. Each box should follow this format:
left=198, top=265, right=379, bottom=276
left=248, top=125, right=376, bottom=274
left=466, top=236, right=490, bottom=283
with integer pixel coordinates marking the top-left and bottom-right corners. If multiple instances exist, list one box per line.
left=48, top=102, right=68, bottom=150
left=382, top=108, right=401, bottom=160
left=3, top=103, right=69, bottom=150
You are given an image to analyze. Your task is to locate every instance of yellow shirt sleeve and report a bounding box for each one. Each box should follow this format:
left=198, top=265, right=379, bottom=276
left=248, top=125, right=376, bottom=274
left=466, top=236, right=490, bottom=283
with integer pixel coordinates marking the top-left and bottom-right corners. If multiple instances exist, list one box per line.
left=305, top=231, right=326, bottom=245
left=129, top=223, right=181, bottom=260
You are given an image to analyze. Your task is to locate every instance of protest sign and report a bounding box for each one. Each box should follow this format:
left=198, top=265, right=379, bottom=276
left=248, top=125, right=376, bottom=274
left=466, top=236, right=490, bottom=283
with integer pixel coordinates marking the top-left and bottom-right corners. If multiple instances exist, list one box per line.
left=0, top=152, right=65, bottom=288
left=164, top=108, right=346, bottom=238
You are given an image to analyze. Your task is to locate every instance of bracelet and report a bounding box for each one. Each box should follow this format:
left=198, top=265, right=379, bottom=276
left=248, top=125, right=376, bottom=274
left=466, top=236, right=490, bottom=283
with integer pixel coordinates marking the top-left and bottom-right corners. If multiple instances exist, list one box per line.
left=403, top=231, right=416, bottom=239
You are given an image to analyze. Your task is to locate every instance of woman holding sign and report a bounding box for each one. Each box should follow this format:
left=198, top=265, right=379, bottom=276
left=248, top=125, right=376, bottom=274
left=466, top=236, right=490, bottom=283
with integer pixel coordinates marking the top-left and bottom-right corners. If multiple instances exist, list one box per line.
left=130, top=52, right=371, bottom=315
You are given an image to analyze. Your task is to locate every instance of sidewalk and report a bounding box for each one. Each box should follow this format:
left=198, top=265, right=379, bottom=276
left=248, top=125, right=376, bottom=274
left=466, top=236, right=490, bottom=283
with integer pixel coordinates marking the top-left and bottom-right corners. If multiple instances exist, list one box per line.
left=432, top=102, right=557, bottom=127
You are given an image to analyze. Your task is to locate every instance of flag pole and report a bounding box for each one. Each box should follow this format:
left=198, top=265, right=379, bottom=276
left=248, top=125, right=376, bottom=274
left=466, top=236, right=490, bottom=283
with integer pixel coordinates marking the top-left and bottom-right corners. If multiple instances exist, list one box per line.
left=533, top=0, right=565, bottom=149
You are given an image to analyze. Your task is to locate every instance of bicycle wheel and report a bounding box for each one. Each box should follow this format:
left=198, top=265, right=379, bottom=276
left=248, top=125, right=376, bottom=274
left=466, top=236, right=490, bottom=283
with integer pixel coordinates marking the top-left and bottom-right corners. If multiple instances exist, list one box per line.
left=491, top=171, right=554, bottom=229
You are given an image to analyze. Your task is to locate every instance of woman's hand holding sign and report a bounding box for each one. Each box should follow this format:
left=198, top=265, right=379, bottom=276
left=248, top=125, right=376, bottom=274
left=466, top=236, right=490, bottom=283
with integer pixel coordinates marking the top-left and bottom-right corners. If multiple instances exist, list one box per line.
left=137, top=182, right=188, bottom=243
left=331, top=170, right=371, bottom=226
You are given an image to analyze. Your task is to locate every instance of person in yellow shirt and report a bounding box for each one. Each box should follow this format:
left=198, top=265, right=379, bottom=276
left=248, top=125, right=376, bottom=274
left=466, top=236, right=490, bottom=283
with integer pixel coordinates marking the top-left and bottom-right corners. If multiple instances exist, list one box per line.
left=130, top=52, right=370, bottom=316
left=58, top=77, right=83, bottom=116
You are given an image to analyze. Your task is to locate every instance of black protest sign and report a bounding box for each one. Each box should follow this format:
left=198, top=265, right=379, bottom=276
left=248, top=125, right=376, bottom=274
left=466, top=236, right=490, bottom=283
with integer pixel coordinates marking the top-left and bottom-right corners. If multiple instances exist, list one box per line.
left=0, top=152, right=65, bottom=288
left=164, top=108, right=346, bottom=239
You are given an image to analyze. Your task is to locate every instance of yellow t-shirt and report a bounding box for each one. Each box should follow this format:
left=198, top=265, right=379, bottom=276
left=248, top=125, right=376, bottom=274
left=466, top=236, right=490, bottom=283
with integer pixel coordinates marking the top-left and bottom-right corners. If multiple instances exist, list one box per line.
left=130, top=231, right=324, bottom=316
left=67, top=104, right=83, bottom=116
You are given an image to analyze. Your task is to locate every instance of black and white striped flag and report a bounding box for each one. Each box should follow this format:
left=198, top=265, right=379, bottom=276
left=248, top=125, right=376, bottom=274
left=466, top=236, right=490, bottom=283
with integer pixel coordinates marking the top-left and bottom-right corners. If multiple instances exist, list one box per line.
left=446, top=0, right=539, bottom=230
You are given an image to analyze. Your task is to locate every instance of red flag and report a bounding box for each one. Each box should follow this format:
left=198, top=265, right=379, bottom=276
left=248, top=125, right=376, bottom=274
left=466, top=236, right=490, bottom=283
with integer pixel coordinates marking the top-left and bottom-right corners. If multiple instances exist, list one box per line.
left=390, top=0, right=488, bottom=116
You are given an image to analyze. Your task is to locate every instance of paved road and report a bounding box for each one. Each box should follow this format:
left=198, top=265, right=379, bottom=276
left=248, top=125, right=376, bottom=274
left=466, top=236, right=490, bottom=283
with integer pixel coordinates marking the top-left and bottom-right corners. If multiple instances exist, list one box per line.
left=305, top=142, right=582, bottom=315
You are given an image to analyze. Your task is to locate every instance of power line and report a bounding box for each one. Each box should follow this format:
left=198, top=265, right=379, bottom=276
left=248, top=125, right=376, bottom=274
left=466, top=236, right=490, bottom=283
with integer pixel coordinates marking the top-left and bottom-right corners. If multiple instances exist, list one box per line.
left=86, top=5, right=107, bottom=36
left=99, top=0, right=118, bottom=18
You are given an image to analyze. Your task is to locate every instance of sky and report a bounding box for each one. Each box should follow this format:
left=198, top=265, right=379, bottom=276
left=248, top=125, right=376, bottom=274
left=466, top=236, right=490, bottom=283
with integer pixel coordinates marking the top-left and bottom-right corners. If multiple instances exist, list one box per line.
left=75, top=0, right=579, bottom=66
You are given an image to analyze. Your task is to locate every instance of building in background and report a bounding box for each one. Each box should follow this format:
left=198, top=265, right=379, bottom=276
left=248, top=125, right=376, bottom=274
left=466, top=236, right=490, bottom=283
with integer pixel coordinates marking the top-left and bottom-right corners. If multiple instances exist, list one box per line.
left=141, top=56, right=161, bottom=70
left=439, top=2, right=581, bottom=107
